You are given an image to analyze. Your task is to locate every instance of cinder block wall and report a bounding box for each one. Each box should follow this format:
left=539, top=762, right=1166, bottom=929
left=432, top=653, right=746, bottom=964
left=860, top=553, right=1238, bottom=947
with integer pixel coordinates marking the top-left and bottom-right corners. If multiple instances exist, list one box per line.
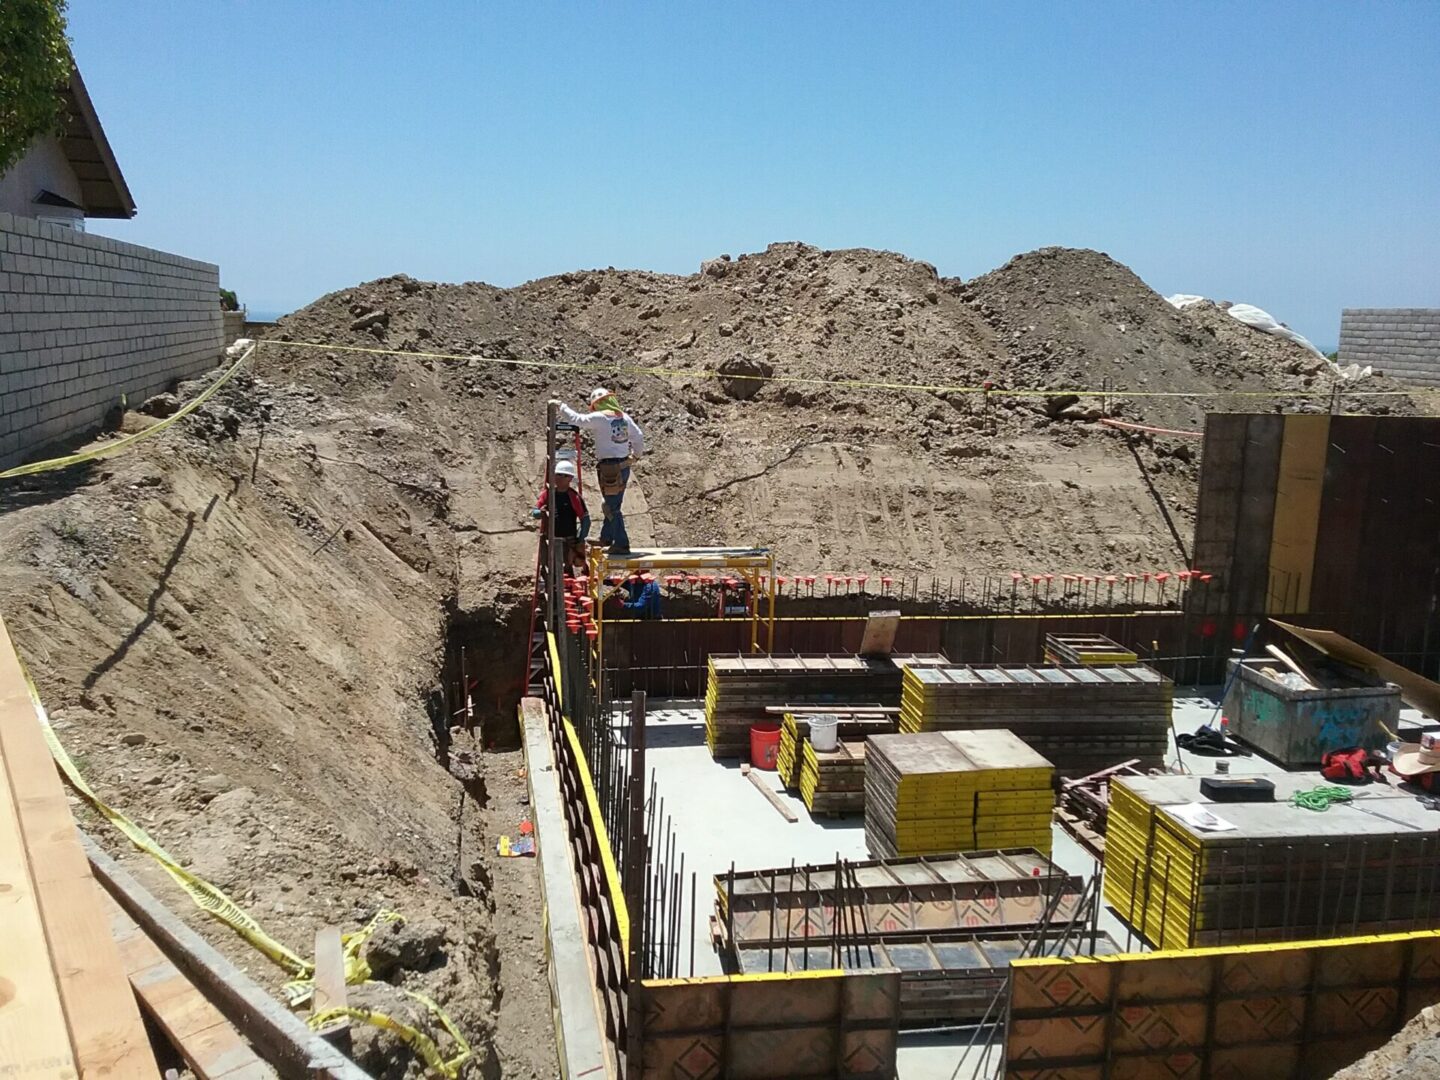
left=0, top=211, right=223, bottom=469
left=1338, top=308, right=1440, bottom=386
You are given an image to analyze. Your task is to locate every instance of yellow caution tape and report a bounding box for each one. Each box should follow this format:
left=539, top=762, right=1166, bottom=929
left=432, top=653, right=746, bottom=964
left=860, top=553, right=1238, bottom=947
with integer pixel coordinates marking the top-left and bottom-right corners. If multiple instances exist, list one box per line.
left=310, top=988, right=473, bottom=1078
left=0, top=344, right=256, bottom=480
left=16, top=655, right=470, bottom=1077
left=259, top=337, right=1428, bottom=401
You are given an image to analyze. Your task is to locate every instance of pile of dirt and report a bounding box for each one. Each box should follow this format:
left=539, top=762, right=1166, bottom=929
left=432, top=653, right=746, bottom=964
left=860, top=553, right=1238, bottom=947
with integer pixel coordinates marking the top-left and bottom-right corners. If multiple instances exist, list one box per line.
left=0, top=241, right=1422, bottom=1077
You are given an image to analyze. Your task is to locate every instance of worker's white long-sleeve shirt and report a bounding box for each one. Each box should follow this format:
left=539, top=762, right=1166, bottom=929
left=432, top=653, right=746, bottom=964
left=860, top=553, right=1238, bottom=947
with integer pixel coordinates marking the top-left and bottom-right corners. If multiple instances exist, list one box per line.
left=557, top=403, right=646, bottom=461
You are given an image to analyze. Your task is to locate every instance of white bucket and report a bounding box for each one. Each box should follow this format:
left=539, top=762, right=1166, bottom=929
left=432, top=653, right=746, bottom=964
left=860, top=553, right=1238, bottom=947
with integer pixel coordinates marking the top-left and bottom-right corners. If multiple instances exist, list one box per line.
left=809, top=714, right=839, bottom=753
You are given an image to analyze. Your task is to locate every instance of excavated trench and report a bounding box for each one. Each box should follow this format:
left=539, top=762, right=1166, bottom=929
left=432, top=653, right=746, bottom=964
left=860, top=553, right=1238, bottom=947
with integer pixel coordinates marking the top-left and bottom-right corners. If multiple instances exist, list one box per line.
left=0, top=390, right=560, bottom=1077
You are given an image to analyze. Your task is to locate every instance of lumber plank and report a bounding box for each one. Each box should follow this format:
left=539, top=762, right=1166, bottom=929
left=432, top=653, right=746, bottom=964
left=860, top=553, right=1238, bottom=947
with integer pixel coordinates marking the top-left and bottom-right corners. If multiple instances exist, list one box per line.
left=0, top=617, right=158, bottom=1079
left=0, top=726, right=75, bottom=1078
left=99, top=886, right=274, bottom=1080
left=741, top=763, right=797, bottom=822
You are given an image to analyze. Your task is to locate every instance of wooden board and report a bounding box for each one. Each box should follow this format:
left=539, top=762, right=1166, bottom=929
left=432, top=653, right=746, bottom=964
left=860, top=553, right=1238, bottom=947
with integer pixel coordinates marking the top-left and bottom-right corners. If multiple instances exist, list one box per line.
left=1308, top=415, right=1375, bottom=621
left=102, top=888, right=274, bottom=1079
left=0, top=617, right=158, bottom=1079
left=858, top=612, right=901, bottom=657
left=1273, top=620, right=1440, bottom=720
left=0, top=722, right=75, bottom=1077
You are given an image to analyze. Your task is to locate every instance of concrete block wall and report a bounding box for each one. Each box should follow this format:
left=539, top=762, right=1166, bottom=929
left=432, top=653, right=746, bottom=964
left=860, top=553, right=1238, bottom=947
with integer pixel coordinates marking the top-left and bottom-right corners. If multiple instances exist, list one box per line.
left=0, top=210, right=223, bottom=469
left=1338, top=308, right=1440, bottom=386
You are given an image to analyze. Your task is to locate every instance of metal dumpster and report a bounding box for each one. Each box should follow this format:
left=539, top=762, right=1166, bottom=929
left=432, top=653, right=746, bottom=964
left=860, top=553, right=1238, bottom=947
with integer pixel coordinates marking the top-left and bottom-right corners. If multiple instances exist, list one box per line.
left=1223, top=658, right=1397, bottom=767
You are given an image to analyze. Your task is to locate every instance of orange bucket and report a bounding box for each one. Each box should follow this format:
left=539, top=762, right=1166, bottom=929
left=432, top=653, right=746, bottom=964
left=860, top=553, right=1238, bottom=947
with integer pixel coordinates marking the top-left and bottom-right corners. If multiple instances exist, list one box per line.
left=749, top=724, right=781, bottom=770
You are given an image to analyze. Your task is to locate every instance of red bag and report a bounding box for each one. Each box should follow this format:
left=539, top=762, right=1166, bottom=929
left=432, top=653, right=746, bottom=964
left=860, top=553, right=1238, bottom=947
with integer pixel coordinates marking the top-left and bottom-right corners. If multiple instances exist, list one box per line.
left=1321, top=748, right=1370, bottom=782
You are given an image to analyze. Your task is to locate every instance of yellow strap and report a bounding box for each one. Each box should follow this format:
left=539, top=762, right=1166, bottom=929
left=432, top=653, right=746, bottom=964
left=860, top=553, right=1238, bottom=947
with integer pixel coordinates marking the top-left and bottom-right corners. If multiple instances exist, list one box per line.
left=0, top=344, right=256, bottom=480
left=309, top=988, right=473, bottom=1078
left=18, top=655, right=471, bottom=1077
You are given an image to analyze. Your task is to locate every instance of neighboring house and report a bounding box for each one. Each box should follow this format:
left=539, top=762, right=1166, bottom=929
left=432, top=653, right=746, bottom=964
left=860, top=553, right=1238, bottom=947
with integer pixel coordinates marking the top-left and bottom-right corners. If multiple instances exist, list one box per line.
left=1338, top=309, right=1440, bottom=388
left=0, top=59, right=223, bottom=470
left=0, top=64, right=136, bottom=228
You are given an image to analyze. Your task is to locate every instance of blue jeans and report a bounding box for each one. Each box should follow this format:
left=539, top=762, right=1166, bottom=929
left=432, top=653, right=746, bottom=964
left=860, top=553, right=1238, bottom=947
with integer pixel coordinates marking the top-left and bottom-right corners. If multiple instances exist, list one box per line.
left=599, top=464, right=631, bottom=551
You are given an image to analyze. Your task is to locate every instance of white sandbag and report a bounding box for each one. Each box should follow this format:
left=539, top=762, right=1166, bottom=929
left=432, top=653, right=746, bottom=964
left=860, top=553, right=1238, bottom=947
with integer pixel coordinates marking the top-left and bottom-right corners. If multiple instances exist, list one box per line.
left=1165, top=294, right=1207, bottom=310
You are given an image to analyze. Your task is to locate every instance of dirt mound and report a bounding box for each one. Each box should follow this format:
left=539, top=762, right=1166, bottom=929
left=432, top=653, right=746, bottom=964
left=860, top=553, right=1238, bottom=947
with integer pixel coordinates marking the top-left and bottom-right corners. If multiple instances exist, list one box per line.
left=961, top=247, right=1321, bottom=430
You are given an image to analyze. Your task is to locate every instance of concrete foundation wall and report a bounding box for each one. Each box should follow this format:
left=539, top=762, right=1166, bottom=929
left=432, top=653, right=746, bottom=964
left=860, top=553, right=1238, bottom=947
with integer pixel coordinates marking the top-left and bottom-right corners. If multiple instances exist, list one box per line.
left=1339, top=308, right=1440, bottom=386
left=0, top=211, right=223, bottom=468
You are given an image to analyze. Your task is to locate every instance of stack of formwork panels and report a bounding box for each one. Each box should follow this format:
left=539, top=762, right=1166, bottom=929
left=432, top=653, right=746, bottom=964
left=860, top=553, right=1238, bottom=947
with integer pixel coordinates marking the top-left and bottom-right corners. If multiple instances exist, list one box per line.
left=1043, top=633, right=1138, bottom=666
left=799, top=740, right=867, bottom=814
left=865, top=730, right=1055, bottom=858
left=778, top=711, right=895, bottom=791
left=899, top=664, right=1172, bottom=776
left=704, top=653, right=945, bottom=758
left=1103, top=774, right=1440, bottom=950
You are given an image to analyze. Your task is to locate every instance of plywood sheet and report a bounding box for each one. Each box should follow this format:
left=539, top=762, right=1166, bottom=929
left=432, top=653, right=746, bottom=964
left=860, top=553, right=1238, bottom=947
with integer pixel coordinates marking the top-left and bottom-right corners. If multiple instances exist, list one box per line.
left=1273, top=620, right=1440, bottom=720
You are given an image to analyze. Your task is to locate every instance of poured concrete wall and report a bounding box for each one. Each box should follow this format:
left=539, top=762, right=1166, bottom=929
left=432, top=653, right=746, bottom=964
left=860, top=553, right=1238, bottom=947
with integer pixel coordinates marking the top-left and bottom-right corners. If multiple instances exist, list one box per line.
left=0, top=211, right=222, bottom=468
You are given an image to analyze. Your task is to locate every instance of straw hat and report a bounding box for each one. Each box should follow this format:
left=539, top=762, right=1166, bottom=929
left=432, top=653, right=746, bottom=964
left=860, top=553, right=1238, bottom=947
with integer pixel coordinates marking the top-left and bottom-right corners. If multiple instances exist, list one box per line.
left=1391, top=732, right=1440, bottom=777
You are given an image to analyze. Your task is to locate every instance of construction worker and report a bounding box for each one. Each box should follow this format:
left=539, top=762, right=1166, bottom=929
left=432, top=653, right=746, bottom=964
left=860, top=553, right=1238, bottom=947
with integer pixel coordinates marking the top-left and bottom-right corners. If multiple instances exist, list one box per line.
left=531, top=458, right=590, bottom=568
left=552, top=388, right=646, bottom=555
left=614, top=573, right=663, bottom=619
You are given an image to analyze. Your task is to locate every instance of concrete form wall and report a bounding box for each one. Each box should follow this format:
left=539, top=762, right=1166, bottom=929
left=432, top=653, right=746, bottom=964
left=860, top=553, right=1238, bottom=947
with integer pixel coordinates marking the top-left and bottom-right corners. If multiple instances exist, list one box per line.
left=0, top=211, right=223, bottom=468
left=1006, top=929, right=1440, bottom=1078
left=1339, top=308, right=1440, bottom=386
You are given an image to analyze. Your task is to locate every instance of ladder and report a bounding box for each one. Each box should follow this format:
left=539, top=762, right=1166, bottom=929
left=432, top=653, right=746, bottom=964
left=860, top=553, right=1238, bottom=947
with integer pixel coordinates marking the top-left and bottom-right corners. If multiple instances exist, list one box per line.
left=523, top=418, right=582, bottom=693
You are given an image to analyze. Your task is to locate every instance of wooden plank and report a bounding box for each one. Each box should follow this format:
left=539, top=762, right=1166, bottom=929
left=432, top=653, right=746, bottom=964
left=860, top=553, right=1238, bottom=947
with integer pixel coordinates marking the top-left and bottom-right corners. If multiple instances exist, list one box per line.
left=100, top=888, right=274, bottom=1080
left=0, top=618, right=157, bottom=1079
left=81, top=835, right=370, bottom=1080
left=858, top=611, right=901, bottom=657
left=740, top=764, right=798, bottom=823
left=1266, top=413, right=1330, bottom=613
left=310, top=926, right=350, bottom=1052
left=0, top=720, right=75, bottom=1078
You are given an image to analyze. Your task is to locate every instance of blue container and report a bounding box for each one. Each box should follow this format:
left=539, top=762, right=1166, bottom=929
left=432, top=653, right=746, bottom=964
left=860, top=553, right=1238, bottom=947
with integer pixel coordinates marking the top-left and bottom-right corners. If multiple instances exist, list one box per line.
left=1222, top=659, right=1397, bottom=767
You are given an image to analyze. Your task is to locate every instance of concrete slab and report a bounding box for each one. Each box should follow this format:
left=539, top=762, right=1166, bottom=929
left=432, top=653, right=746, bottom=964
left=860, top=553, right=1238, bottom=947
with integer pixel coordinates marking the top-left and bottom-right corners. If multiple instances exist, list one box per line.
left=624, top=688, right=1434, bottom=1077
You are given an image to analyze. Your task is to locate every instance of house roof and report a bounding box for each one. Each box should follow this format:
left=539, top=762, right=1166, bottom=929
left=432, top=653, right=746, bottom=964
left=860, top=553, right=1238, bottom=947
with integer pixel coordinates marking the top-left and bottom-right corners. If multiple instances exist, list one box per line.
left=58, top=64, right=136, bottom=219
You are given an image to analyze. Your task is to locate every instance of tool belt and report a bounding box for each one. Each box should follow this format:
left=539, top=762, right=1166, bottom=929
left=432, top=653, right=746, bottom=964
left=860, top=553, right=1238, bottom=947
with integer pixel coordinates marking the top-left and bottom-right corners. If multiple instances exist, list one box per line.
left=597, top=458, right=630, bottom=496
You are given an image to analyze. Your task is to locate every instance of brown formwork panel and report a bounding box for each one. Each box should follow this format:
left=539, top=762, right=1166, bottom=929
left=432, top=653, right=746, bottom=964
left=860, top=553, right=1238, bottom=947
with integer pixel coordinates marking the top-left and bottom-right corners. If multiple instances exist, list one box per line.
left=633, top=970, right=901, bottom=1080
left=1004, top=929, right=1440, bottom=1080
left=1266, top=413, right=1330, bottom=613
left=1308, top=415, right=1377, bottom=620
left=1193, top=413, right=1250, bottom=607
left=1231, top=415, right=1284, bottom=615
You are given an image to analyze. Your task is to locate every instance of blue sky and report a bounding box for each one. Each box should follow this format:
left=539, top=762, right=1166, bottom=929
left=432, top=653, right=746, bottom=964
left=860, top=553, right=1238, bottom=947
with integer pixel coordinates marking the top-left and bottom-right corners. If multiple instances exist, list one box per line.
left=71, top=1, right=1438, bottom=347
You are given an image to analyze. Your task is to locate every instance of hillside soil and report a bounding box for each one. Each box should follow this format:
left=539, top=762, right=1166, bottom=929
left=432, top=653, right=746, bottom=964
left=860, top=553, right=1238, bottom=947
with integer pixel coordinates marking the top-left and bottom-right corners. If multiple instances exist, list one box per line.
left=0, top=243, right=1422, bottom=1076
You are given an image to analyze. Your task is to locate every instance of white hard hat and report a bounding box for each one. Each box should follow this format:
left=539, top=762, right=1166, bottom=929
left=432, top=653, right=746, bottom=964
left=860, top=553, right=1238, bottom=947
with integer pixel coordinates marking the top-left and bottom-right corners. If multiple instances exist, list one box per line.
left=554, top=459, right=578, bottom=478
left=588, top=387, right=612, bottom=405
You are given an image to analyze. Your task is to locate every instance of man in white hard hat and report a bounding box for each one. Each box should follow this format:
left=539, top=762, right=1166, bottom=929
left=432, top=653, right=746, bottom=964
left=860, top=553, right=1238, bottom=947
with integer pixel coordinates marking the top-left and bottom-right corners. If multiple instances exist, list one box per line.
left=552, top=388, right=646, bottom=554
